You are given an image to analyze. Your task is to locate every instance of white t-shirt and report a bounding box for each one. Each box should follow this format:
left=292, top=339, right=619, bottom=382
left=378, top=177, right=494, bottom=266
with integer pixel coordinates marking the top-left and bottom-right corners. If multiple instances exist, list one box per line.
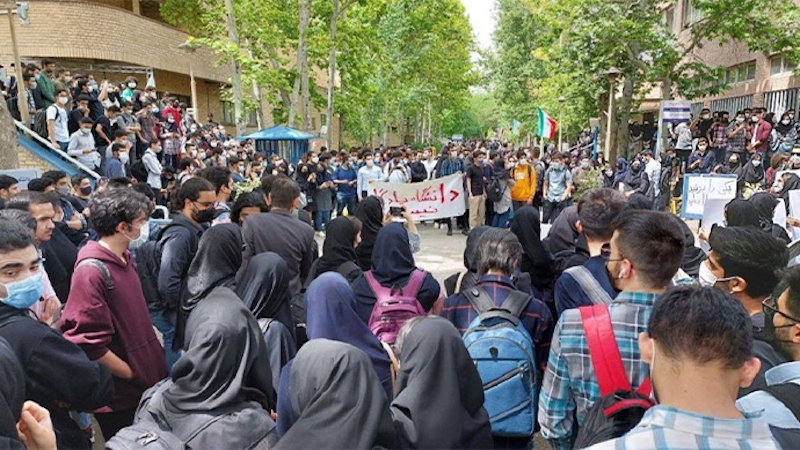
left=46, top=105, right=69, bottom=142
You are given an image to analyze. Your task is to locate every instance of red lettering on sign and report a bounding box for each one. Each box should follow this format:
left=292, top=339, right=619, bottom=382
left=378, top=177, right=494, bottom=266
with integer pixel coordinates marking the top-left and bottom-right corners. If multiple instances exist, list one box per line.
left=450, top=190, right=459, bottom=202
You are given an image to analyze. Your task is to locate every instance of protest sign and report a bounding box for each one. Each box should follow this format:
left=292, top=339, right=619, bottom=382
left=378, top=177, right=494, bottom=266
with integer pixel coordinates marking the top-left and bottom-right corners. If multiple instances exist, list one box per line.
left=775, top=200, right=789, bottom=233
left=0, top=169, right=39, bottom=190
left=368, top=174, right=465, bottom=221
left=699, top=199, right=727, bottom=254
left=681, top=174, right=737, bottom=219
left=789, top=190, right=800, bottom=241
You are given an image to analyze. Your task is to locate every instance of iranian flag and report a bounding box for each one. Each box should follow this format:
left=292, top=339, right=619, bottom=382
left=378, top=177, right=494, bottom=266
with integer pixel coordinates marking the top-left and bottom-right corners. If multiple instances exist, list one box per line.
left=537, top=108, right=558, bottom=140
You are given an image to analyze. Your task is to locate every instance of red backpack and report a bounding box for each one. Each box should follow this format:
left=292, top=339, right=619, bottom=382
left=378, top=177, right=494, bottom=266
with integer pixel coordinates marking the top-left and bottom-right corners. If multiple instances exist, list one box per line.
left=365, top=269, right=426, bottom=344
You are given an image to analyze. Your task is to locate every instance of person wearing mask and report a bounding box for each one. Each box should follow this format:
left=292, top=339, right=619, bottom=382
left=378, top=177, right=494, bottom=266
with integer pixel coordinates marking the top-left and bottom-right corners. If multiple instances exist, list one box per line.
left=726, top=111, right=750, bottom=159
left=703, top=226, right=789, bottom=395
left=510, top=150, right=536, bottom=211
left=117, top=101, right=140, bottom=159
left=37, top=59, right=56, bottom=107
left=240, top=177, right=315, bottom=297
left=120, top=76, right=137, bottom=103
left=642, top=151, right=661, bottom=198
left=707, top=111, right=730, bottom=163
left=275, top=339, right=400, bottom=448
left=539, top=211, right=685, bottom=448
left=312, top=154, right=334, bottom=234
left=554, top=189, right=627, bottom=316
left=198, top=167, right=233, bottom=226
left=738, top=266, right=800, bottom=448
left=688, top=137, right=716, bottom=174
left=93, top=105, right=120, bottom=147
left=589, top=287, right=777, bottom=449
left=749, top=108, right=774, bottom=159
left=511, top=207, right=554, bottom=296
left=385, top=150, right=409, bottom=184
left=68, top=95, right=91, bottom=135
left=357, top=152, right=384, bottom=200
left=466, top=150, right=488, bottom=230
left=67, top=117, right=100, bottom=171
left=307, top=216, right=362, bottom=284
left=104, top=142, right=127, bottom=179
left=354, top=196, right=384, bottom=270
left=333, top=155, right=358, bottom=216
left=142, top=137, right=164, bottom=204
left=153, top=178, right=217, bottom=371
left=160, top=109, right=182, bottom=169
left=60, top=188, right=166, bottom=440
left=422, top=148, right=437, bottom=180
left=46, top=89, right=70, bottom=151
left=68, top=174, right=92, bottom=214
left=775, top=112, right=798, bottom=153
left=622, top=157, right=651, bottom=198
left=235, top=252, right=297, bottom=387
left=739, top=153, right=765, bottom=199
left=438, top=148, right=467, bottom=235
left=673, top=120, right=694, bottom=164
left=0, top=218, right=113, bottom=450
left=390, top=316, right=493, bottom=449
left=542, top=152, right=574, bottom=224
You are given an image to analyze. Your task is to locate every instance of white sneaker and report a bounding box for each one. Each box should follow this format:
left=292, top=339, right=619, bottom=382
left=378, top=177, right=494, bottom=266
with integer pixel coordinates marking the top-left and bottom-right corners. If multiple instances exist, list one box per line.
left=434, top=223, right=440, bottom=229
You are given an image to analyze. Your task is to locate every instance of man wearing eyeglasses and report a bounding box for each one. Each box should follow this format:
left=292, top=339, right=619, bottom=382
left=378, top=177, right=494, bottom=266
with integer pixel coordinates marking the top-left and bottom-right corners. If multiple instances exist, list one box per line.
left=737, top=266, right=800, bottom=448
left=701, top=226, right=789, bottom=396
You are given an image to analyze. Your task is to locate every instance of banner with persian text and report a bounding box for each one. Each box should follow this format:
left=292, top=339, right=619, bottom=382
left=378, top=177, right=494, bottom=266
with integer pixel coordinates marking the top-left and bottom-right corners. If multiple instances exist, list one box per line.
left=368, top=174, right=466, bottom=221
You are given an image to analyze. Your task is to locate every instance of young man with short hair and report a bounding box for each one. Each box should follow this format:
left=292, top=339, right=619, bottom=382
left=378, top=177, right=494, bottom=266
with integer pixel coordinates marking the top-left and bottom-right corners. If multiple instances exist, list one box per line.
left=705, top=226, right=789, bottom=394
left=141, top=137, right=164, bottom=203
left=67, top=117, right=100, bottom=170
left=539, top=211, right=685, bottom=448
left=105, top=142, right=127, bottom=179
left=199, top=166, right=233, bottom=225
left=589, top=286, right=777, bottom=449
left=542, top=152, right=574, bottom=224
left=554, top=188, right=628, bottom=316
left=510, top=150, right=536, bottom=211
left=333, top=155, right=358, bottom=216
left=466, top=150, right=488, bottom=230
left=357, top=152, right=384, bottom=200
left=61, top=188, right=167, bottom=440
left=0, top=174, right=18, bottom=209
left=47, top=89, right=70, bottom=151
left=69, top=173, right=92, bottom=213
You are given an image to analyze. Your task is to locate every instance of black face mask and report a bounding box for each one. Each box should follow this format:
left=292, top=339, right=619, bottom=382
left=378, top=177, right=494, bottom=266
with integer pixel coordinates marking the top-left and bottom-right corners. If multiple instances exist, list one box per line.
left=192, top=204, right=217, bottom=223
left=80, top=186, right=92, bottom=196
left=763, top=315, right=797, bottom=362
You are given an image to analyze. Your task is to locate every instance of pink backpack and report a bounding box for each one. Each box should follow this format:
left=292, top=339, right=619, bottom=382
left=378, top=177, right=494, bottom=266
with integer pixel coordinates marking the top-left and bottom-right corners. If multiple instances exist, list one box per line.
left=366, top=269, right=427, bottom=344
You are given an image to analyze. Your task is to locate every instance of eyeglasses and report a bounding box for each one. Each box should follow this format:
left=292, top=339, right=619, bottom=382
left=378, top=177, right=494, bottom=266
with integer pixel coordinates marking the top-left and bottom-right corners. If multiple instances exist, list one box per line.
left=194, top=200, right=215, bottom=209
left=763, top=296, right=800, bottom=324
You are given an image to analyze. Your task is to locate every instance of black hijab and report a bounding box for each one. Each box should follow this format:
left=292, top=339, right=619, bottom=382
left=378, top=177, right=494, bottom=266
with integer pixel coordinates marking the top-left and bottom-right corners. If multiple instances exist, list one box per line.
left=355, top=196, right=384, bottom=271
left=742, top=159, right=765, bottom=184
left=163, top=286, right=275, bottom=412
left=464, top=225, right=492, bottom=272
left=511, top=207, right=553, bottom=291
left=391, top=317, right=493, bottom=449
left=725, top=198, right=760, bottom=228
left=235, top=252, right=294, bottom=335
left=677, top=219, right=706, bottom=278
left=276, top=339, right=400, bottom=450
left=185, top=223, right=243, bottom=308
left=317, top=216, right=358, bottom=274
left=371, top=222, right=416, bottom=286
left=779, top=173, right=800, bottom=205
left=0, top=337, right=24, bottom=448
left=751, top=192, right=780, bottom=232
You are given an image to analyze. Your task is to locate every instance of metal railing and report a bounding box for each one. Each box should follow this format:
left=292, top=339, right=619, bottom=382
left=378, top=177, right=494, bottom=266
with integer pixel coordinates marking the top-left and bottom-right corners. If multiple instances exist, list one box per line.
left=13, top=119, right=102, bottom=180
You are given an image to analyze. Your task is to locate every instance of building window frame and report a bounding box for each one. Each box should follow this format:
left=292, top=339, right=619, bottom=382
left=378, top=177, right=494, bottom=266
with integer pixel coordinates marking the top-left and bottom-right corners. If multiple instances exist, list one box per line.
left=683, top=0, right=704, bottom=29
left=220, top=100, right=257, bottom=127
left=722, top=61, right=757, bottom=85
left=770, top=55, right=797, bottom=77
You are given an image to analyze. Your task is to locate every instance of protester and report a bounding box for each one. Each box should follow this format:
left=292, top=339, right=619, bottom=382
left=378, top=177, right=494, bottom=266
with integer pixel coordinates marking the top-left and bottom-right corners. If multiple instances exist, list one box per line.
left=542, top=152, right=573, bottom=224
left=351, top=222, right=441, bottom=323
left=307, top=216, right=362, bottom=284
left=588, top=286, right=777, bottom=449
left=511, top=206, right=554, bottom=295
left=333, top=155, right=358, bottom=216
left=444, top=225, right=491, bottom=296
left=354, top=196, right=384, bottom=270
left=466, top=150, right=488, bottom=230
left=510, top=150, right=536, bottom=211
left=275, top=339, right=400, bottom=449
left=750, top=192, right=792, bottom=245
left=390, top=316, right=493, bottom=449
left=357, top=152, right=384, bottom=200
left=0, top=175, right=18, bottom=210
left=539, top=211, right=685, bottom=448
left=704, top=226, right=789, bottom=394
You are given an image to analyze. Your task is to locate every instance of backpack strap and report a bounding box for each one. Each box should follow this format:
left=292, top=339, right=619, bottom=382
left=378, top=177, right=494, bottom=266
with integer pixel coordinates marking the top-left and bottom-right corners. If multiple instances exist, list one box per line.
left=762, top=383, right=800, bottom=421
left=464, top=286, right=526, bottom=326
left=400, top=269, right=426, bottom=298
left=565, top=266, right=613, bottom=305
left=76, top=258, right=114, bottom=291
left=579, top=304, right=632, bottom=396
left=499, top=290, right=532, bottom=319
left=364, top=270, right=392, bottom=299
left=455, top=271, right=467, bottom=293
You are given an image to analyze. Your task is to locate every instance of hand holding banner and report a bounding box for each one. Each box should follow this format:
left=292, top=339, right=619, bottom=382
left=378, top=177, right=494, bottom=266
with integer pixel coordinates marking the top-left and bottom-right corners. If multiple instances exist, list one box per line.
left=368, top=174, right=466, bottom=222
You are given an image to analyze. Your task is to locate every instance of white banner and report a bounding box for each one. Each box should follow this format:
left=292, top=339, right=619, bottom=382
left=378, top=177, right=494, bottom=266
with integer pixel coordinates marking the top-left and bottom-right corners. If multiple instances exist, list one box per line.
left=368, top=174, right=466, bottom=221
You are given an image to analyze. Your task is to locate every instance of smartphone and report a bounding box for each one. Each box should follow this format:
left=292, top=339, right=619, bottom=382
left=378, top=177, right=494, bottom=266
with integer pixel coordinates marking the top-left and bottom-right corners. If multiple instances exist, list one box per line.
left=390, top=206, right=404, bottom=217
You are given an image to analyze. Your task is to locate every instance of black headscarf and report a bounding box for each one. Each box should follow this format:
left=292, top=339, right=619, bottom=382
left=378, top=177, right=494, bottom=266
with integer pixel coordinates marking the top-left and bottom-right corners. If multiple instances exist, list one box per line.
left=355, top=196, right=384, bottom=271
left=163, top=286, right=275, bottom=412
left=0, top=337, right=24, bottom=448
left=391, top=317, right=493, bottom=449
left=725, top=198, right=760, bottom=228
left=624, top=159, right=645, bottom=189
left=371, top=222, right=416, bottom=286
left=751, top=192, right=780, bottom=232
left=235, top=252, right=294, bottom=335
left=779, top=173, right=800, bottom=207
left=276, top=339, right=400, bottom=450
left=677, top=219, right=706, bottom=278
left=185, top=223, right=243, bottom=308
left=317, top=216, right=358, bottom=274
left=511, top=207, right=554, bottom=291
left=742, top=159, right=765, bottom=184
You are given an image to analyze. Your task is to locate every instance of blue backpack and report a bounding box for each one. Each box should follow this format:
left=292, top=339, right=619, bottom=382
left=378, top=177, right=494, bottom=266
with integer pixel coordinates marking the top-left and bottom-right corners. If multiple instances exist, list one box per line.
left=462, top=287, right=537, bottom=438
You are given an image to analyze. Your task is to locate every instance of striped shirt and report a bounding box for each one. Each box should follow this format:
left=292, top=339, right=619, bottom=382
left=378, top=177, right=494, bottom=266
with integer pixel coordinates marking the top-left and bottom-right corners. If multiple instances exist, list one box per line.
left=439, top=274, right=554, bottom=371
left=538, top=291, right=659, bottom=449
left=587, top=406, right=779, bottom=450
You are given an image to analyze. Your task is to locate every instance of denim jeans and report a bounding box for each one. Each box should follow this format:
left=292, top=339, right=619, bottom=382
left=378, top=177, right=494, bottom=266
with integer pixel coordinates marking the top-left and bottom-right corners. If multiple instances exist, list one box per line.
left=337, top=194, right=358, bottom=217
left=543, top=199, right=570, bottom=224
left=315, top=210, right=332, bottom=232
left=149, top=309, right=180, bottom=374
left=492, top=209, right=512, bottom=228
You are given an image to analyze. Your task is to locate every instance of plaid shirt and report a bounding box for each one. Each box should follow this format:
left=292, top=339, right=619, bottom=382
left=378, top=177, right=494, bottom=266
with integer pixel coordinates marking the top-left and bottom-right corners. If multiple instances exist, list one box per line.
left=439, top=274, right=554, bottom=371
left=538, top=291, right=658, bottom=450
left=726, top=122, right=750, bottom=153
left=439, top=157, right=464, bottom=177
left=709, top=122, right=728, bottom=149
left=586, top=406, right=779, bottom=450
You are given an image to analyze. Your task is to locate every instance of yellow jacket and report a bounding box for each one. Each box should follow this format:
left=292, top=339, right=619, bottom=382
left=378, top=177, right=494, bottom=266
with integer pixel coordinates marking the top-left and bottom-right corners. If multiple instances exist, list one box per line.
left=511, top=163, right=536, bottom=202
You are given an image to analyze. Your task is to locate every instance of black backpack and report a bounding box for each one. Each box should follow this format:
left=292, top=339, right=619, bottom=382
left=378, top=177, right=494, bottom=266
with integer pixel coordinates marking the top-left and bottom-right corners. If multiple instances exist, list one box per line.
left=759, top=383, right=800, bottom=449
left=137, top=223, right=197, bottom=311
left=130, top=160, right=148, bottom=183
left=573, top=304, right=655, bottom=448
left=486, top=173, right=506, bottom=202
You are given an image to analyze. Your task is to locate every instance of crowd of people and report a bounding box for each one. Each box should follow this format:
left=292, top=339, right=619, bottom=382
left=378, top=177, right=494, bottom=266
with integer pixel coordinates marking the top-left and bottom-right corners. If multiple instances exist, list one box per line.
left=2, top=58, right=800, bottom=450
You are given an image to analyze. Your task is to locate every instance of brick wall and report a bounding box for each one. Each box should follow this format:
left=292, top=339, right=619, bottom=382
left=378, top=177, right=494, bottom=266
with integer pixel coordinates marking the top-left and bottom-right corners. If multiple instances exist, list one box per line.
left=17, top=146, right=55, bottom=174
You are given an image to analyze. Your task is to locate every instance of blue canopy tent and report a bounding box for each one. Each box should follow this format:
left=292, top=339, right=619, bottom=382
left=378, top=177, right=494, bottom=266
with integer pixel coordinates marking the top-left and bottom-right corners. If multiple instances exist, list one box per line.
left=237, top=125, right=321, bottom=163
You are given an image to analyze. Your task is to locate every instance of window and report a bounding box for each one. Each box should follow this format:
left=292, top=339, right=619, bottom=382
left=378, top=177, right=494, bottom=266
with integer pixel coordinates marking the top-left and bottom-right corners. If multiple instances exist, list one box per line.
left=724, top=61, right=756, bottom=85
left=771, top=55, right=796, bottom=76
left=663, top=6, right=675, bottom=34
left=220, top=101, right=257, bottom=127
left=683, top=0, right=704, bottom=28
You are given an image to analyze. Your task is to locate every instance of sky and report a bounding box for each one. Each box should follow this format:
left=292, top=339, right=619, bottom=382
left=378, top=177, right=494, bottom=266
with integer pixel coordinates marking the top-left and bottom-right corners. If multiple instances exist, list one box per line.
left=460, top=0, right=497, bottom=52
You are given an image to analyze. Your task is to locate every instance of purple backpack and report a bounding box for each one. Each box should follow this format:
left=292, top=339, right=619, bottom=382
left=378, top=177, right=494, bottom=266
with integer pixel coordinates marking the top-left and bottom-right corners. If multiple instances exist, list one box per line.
left=366, top=269, right=426, bottom=344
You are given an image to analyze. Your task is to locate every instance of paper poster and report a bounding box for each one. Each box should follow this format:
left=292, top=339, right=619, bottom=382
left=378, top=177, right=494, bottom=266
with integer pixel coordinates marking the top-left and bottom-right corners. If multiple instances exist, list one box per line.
left=788, top=190, right=800, bottom=241
left=774, top=200, right=789, bottom=233
left=681, top=174, right=737, bottom=219
left=368, top=174, right=466, bottom=222
left=699, top=199, right=727, bottom=254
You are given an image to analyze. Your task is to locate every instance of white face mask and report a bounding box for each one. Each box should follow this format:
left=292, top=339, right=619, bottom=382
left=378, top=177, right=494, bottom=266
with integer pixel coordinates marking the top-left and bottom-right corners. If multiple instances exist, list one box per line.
left=127, top=222, right=149, bottom=250
left=80, top=128, right=91, bottom=135
left=698, top=261, right=735, bottom=287
left=127, top=82, right=137, bottom=89
left=752, top=159, right=761, bottom=167
left=120, top=152, right=130, bottom=165
left=58, top=96, right=69, bottom=105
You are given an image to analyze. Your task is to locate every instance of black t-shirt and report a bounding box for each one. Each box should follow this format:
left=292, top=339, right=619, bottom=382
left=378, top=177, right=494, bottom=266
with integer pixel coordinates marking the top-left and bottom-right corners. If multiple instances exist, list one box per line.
left=92, top=116, right=116, bottom=145
left=67, top=109, right=85, bottom=135
left=698, top=118, right=714, bottom=138
left=466, top=164, right=486, bottom=196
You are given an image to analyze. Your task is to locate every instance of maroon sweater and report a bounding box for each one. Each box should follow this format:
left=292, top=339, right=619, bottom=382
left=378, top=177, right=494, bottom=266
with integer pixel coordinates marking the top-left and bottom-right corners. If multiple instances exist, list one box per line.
left=61, top=241, right=167, bottom=411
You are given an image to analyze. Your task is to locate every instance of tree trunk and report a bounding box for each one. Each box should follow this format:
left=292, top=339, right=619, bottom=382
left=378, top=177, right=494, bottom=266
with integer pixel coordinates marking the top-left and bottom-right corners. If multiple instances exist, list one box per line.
left=326, top=0, right=339, bottom=149
left=0, top=100, right=19, bottom=170
left=616, top=76, right=634, bottom=160
left=223, top=0, right=245, bottom=136
left=659, top=75, right=673, bottom=154
left=298, top=0, right=311, bottom=131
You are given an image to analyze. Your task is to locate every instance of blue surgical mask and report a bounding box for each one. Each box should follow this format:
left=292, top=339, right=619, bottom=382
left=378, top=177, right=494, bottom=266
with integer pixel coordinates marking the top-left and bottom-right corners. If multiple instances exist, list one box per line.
left=0, top=271, right=44, bottom=310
